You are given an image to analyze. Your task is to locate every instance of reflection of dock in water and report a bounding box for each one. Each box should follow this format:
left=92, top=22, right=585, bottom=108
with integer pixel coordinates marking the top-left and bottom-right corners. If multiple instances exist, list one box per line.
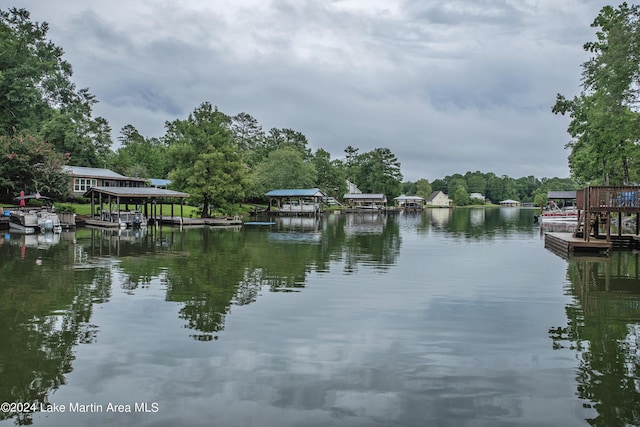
left=344, top=213, right=385, bottom=235
left=275, top=216, right=320, bottom=231
left=570, top=253, right=640, bottom=319
left=266, top=216, right=322, bottom=243
left=268, top=232, right=321, bottom=243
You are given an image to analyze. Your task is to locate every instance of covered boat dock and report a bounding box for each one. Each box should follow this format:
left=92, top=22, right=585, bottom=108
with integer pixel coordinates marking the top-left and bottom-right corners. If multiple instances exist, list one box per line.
left=393, top=195, right=425, bottom=211
left=545, top=186, right=640, bottom=255
left=343, top=193, right=387, bottom=212
left=83, top=186, right=190, bottom=227
left=264, top=188, right=326, bottom=216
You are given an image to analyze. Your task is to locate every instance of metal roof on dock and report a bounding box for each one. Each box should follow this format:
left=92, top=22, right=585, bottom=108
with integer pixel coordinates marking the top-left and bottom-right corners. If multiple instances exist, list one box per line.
left=265, top=189, right=325, bottom=197
left=83, top=186, right=190, bottom=198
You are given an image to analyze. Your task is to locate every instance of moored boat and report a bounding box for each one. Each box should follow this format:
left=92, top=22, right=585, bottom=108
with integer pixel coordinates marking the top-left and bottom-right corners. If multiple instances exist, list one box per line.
left=9, top=209, right=63, bottom=233
left=534, top=208, right=578, bottom=223
left=10, top=194, right=63, bottom=234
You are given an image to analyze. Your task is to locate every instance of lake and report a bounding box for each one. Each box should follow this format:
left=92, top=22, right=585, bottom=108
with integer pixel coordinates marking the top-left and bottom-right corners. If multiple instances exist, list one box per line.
left=0, top=208, right=639, bottom=427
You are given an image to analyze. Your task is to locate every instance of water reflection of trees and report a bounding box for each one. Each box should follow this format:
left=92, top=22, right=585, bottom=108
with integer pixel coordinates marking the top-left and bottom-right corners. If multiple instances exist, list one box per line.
left=98, top=215, right=400, bottom=340
left=0, top=234, right=110, bottom=425
left=551, top=252, right=640, bottom=426
left=0, top=216, right=404, bottom=421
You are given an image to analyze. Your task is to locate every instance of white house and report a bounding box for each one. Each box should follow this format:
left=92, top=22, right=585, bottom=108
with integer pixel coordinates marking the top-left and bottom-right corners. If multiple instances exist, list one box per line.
left=469, top=192, right=485, bottom=202
left=426, top=191, right=451, bottom=207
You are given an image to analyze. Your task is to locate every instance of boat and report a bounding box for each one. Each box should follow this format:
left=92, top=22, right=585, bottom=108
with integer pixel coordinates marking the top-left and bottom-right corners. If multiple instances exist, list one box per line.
left=534, top=208, right=578, bottom=223
left=9, top=194, right=63, bottom=234
left=100, top=210, right=148, bottom=228
left=9, top=208, right=63, bottom=234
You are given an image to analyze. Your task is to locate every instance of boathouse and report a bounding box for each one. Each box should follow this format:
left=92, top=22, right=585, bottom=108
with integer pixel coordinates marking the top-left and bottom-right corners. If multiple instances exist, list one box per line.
left=83, top=186, right=190, bottom=227
left=393, top=195, right=425, bottom=210
left=547, top=190, right=577, bottom=209
left=499, top=199, right=521, bottom=207
left=265, top=188, right=326, bottom=216
left=343, top=193, right=387, bottom=211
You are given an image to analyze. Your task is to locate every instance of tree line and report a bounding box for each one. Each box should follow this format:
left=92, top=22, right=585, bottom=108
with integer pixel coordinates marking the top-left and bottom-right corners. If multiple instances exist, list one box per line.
left=6, top=5, right=625, bottom=214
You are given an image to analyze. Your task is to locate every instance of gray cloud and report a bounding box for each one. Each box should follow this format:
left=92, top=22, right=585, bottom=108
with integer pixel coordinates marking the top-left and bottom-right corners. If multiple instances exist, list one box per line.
left=12, top=0, right=611, bottom=181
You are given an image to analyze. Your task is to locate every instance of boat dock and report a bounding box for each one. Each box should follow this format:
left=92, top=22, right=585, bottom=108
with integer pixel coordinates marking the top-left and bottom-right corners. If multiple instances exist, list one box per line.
left=545, top=232, right=612, bottom=257
left=544, top=185, right=640, bottom=256
left=83, top=216, right=242, bottom=228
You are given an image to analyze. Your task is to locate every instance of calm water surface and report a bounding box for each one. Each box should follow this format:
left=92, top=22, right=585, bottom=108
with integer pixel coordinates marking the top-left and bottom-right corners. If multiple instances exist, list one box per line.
left=1, top=208, right=639, bottom=426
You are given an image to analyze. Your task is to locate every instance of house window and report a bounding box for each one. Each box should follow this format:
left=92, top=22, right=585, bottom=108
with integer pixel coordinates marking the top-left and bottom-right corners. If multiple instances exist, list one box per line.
left=74, top=178, right=97, bottom=192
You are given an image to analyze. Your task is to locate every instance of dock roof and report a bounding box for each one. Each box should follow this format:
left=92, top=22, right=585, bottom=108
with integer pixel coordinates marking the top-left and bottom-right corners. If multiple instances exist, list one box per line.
left=265, top=188, right=326, bottom=197
left=344, top=193, right=386, bottom=200
left=394, top=195, right=425, bottom=201
left=547, top=190, right=577, bottom=199
left=83, top=186, right=189, bottom=199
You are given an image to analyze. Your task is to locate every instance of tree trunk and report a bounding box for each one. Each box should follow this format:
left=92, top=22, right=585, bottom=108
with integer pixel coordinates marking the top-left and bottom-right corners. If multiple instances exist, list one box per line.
left=622, top=154, right=630, bottom=185
left=202, top=196, right=210, bottom=218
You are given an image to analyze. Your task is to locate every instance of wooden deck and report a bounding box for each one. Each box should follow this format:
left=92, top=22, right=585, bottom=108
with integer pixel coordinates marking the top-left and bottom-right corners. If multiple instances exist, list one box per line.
left=545, top=232, right=612, bottom=257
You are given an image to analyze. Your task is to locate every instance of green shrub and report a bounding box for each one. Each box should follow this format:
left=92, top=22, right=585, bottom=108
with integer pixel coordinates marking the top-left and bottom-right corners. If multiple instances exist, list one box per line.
left=54, top=203, right=76, bottom=213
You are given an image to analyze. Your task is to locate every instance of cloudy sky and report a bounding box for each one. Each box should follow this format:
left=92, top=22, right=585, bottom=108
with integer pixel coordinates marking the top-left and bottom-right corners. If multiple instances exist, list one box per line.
left=12, top=0, right=610, bottom=181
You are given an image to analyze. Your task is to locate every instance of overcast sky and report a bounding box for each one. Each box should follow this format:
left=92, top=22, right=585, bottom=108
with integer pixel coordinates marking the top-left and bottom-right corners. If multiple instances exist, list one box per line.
left=12, top=0, right=610, bottom=182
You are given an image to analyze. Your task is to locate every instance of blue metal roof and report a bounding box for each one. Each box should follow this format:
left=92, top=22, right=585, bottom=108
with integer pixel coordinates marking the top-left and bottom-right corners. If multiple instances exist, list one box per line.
left=265, top=188, right=325, bottom=197
left=149, top=178, right=172, bottom=187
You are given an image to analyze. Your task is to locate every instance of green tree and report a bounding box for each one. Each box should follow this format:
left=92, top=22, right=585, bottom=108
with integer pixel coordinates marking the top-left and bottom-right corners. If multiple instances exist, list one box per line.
left=165, top=102, right=250, bottom=217
left=0, top=134, right=69, bottom=201
left=0, top=8, right=113, bottom=166
left=415, top=179, right=432, bottom=200
left=465, top=171, right=487, bottom=194
left=354, top=147, right=403, bottom=200
left=533, top=192, right=547, bottom=208
left=401, top=181, right=417, bottom=196
left=452, top=185, right=470, bottom=206
left=231, top=112, right=264, bottom=166
left=312, top=149, right=346, bottom=200
left=431, top=178, right=447, bottom=193
left=447, top=174, right=467, bottom=197
left=343, top=145, right=360, bottom=185
left=252, top=147, right=317, bottom=196
left=113, top=124, right=168, bottom=178
left=253, top=127, right=312, bottom=163
left=553, top=3, right=640, bottom=185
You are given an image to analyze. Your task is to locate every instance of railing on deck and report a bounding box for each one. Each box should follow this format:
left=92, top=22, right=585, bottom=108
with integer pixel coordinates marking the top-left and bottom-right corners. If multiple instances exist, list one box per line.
left=577, top=186, right=640, bottom=212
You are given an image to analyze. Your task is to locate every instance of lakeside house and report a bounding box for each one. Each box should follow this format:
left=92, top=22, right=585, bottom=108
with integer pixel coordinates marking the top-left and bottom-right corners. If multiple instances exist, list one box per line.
left=426, top=191, right=452, bottom=207
left=499, top=199, right=521, bottom=207
left=470, top=192, right=485, bottom=203
left=64, top=166, right=147, bottom=198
